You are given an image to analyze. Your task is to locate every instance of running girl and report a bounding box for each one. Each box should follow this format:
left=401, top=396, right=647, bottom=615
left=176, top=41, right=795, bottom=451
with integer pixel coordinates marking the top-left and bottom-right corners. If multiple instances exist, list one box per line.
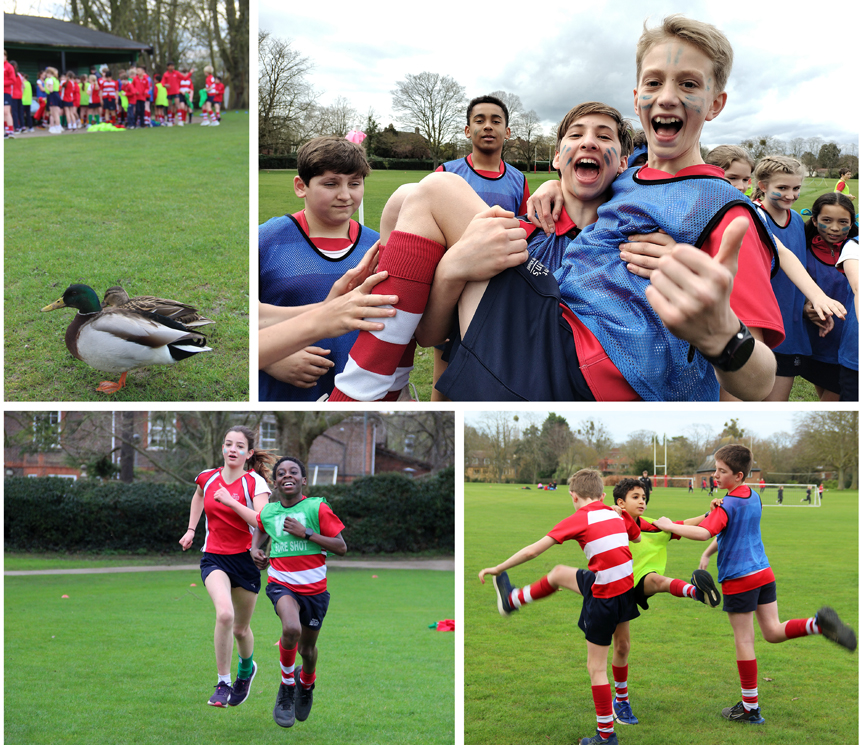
left=214, top=456, right=347, bottom=729
left=179, top=426, right=275, bottom=708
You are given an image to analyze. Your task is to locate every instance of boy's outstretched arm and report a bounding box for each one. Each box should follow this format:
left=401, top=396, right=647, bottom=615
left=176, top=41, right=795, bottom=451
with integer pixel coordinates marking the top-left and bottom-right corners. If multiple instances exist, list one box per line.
left=646, top=216, right=776, bottom=400
left=478, top=535, right=558, bottom=583
left=652, top=516, right=711, bottom=541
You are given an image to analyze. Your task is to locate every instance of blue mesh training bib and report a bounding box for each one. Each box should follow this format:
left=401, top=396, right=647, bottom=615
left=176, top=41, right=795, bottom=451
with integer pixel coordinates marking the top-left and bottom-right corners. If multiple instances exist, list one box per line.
left=440, top=157, right=526, bottom=215
left=258, top=214, right=379, bottom=401
left=553, top=168, right=777, bottom=401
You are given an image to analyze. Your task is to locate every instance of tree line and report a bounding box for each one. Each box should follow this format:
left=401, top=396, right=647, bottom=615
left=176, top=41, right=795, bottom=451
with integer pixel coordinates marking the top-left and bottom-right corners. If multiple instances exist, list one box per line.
left=467, top=411, right=858, bottom=490
left=63, top=0, right=248, bottom=108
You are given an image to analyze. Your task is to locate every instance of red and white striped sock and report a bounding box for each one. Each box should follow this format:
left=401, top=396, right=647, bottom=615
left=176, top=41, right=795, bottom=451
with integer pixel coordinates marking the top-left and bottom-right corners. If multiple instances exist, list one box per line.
left=330, top=232, right=446, bottom=401
left=669, top=578, right=699, bottom=601
left=299, top=667, right=316, bottom=689
left=785, top=617, right=820, bottom=639
left=592, top=683, right=614, bottom=740
left=510, top=576, right=557, bottom=609
left=737, top=658, right=758, bottom=710
left=279, top=640, right=297, bottom=685
left=612, top=664, right=629, bottom=703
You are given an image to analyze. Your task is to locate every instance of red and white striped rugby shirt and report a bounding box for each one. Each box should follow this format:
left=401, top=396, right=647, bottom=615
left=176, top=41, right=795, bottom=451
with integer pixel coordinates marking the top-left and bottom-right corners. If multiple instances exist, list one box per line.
left=547, top=500, right=640, bottom=598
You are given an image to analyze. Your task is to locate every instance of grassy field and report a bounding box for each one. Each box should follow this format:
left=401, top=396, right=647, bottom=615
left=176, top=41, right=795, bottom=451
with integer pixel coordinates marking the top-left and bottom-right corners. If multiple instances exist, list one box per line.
left=4, top=113, right=251, bottom=402
left=465, top=483, right=858, bottom=745
left=4, top=565, right=453, bottom=745
left=259, top=168, right=854, bottom=402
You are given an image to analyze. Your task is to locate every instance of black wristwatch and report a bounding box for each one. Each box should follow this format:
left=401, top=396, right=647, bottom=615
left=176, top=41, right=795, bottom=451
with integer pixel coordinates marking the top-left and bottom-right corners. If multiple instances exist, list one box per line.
left=304, top=527, right=313, bottom=539
left=698, top=321, right=756, bottom=372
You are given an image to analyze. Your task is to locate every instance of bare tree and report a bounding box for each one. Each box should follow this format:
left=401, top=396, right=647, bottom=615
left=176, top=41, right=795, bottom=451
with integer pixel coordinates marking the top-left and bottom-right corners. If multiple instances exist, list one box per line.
left=486, top=89, right=525, bottom=135
left=311, top=96, right=358, bottom=138
left=509, top=109, right=544, bottom=167
left=392, top=72, right=466, bottom=168
left=259, top=31, right=316, bottom=154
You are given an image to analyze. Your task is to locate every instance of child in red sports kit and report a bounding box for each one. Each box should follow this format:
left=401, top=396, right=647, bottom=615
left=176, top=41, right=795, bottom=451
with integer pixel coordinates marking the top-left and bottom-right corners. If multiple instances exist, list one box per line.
left=653, top=444, right=856, bottom=725
left=479, top=469, right=640, bottom=745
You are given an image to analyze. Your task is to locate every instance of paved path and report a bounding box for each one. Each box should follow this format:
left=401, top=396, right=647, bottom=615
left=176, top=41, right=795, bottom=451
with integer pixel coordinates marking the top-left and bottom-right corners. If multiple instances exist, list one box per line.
left=5, top=558, right=454, bottom=576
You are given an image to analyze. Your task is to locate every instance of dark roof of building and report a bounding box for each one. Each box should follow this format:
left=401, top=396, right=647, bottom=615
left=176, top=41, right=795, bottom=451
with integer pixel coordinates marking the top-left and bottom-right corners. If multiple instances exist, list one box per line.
left=4, top=13, right=150, bottom=51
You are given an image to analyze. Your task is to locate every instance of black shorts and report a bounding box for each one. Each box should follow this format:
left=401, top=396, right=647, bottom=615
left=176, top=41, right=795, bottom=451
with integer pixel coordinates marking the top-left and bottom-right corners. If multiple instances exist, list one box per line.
left=634, top=572, right=657, bottom=611
left=200, top=551, right=261, bottom=593
left=839, top=365, right=858, bottom=401
left=435, top=260, right=595, bottom=401
left=576, top=568, right=639, bottom=646
left=723, top=580, right=777, bottom=613
left=773, top=352, right=805, bottom=377
left=800, top=358, right=841, bottom=394
left=266, top=583, right=330, bottom=631
left=167, top=94, right=178, bottom=101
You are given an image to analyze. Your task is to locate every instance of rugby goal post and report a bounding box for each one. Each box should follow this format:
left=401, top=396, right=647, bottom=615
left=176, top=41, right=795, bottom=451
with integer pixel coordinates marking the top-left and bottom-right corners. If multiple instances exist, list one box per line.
left=533, top=160, right=553, bottom=173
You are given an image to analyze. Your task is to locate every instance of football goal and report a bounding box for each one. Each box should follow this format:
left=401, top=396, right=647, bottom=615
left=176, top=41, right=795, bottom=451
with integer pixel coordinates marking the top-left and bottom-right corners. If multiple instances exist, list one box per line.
left=758, top=482, right=820, bottom=507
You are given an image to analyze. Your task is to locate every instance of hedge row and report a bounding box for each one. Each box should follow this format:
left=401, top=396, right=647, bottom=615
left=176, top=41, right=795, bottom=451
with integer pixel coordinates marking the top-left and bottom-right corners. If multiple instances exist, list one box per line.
left=4, top=467, right=454, bottom=555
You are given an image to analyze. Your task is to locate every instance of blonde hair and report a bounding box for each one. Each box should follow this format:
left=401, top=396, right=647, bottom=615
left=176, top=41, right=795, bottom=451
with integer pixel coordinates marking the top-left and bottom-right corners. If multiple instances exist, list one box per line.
left=752, top=155, right=804, bottom=202
left=636, top=15, right=733, bottom=94
left=705, top=144, right=753, bottom=172
left=567, top=468, right=604, bottom=500
left=555, top=101, right=634, bottom=157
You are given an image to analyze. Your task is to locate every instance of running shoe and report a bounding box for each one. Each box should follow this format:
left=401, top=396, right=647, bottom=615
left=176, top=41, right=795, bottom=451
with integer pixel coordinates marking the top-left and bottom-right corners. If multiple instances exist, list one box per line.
left=691, top=569, right=721, bottom=608
left=273, top=681, right=296, bottom=728
left=207, top=681, right=232, bottom=708
left=492, top=571, right=516, bottom=616
left=294, top=664, right=314, bottom=721
left=579, top=730, right=618, bottom=744
left=816, top=607, right=857, bottom=651
left=721, top=701, right=765, bottom=724
left=229, top=661, right=257, bottom=706
left=613, top=697, right=639, bottom=725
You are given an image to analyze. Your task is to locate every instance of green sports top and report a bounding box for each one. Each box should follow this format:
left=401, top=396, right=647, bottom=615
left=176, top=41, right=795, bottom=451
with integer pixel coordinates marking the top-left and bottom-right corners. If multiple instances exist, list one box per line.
left=259, top=497, right=325, bottom=559
left=629, top=516, right=673, bottom=585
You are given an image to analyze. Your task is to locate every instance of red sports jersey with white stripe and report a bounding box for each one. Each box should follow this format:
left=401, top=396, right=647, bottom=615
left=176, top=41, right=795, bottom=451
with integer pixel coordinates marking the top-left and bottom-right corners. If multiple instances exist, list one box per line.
left=196, top=467, right=270, bottom=554
left=547, top=501, right=640, bottom=598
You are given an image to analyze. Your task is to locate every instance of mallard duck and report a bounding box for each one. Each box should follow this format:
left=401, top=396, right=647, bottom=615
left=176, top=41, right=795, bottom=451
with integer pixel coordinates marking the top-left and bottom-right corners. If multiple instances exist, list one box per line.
left=41, top=283, right=212, bottom=394
left=101, top=286, right=215, bottom=328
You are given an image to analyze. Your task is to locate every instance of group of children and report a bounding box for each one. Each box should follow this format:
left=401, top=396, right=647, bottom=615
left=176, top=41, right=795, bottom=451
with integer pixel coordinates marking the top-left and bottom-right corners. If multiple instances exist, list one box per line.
left=479, top=447, right=855, bottom=743
left=3, top=53, right=225, bottom=137
left=257, top=14, right=857, bottom=403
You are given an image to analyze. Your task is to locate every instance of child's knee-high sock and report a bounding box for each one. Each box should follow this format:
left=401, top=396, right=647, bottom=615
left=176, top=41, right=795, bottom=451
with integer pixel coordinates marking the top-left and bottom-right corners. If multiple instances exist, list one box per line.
left=669, top=578, right=700, bottom=601
left=784, top=616, right=820, bottom=638
left=510, top=576, right=557, bottom=609
left=737, top=658, right=758, bottom=710
left=612, top=664, right=629, bottom=703
left=330, top=231, right=446, bottom=401
left=592, top=684, right=615, bottom=740
left=279, top=640, right=297, bottom=685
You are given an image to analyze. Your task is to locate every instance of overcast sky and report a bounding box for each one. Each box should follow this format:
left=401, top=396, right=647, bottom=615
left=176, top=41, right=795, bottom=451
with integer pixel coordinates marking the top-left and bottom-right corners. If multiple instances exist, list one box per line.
left=463, top=408, right=811, bottom=446
left=263, top=0, right=859, bottom=149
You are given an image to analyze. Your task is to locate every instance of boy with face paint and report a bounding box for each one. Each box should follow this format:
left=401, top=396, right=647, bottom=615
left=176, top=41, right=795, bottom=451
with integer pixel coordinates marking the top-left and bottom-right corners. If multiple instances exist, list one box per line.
left=331, top=16, right=784, bottom=402
left=215, top=456, right=347, bottom=729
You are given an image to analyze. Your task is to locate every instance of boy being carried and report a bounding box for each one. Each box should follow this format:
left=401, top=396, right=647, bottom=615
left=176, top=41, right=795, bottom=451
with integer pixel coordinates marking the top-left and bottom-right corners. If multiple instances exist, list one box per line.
left=653, top=444, right=856, bottom=725
left=479, top=469, right=641, bottom=745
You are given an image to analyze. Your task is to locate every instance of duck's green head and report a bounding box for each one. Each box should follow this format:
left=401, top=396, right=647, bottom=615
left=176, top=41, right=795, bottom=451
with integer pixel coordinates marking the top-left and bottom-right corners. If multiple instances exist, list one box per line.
left=41, top=284, right=102, bottom=314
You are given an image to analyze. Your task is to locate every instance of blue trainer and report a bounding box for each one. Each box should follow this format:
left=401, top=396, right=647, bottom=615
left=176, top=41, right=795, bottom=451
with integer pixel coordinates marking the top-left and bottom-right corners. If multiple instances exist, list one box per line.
left=492, top=571, right=517, bottom=616
left=579, top=730, right=619, bottom=744
left=613, top=696, right=639, bottom=725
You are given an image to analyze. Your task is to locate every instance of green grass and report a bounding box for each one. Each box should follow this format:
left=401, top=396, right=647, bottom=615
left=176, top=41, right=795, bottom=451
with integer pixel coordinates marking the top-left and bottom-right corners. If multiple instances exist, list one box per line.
left=4, top=113, right=250, bottom=402
left=5, top=566, right=453, bottom=744
left=465, top=483, right=858, bottom=745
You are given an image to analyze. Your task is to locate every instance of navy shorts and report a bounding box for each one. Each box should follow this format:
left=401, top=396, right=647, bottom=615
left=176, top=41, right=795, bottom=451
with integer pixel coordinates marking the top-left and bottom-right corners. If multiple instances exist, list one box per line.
left=200, top=551, right=261, bottom=594
left=206, top=95, right=215, bottom=104
left=774, top=352, right=805, bottom=377
left=839, top=365, right=858, bottom=401
left=800, top=358, right=841, bottom=394
left=435, top=260, right=595, bottom=401
left=47, top=92, right=62, bottom=107
left=576, top=569, right=639, bottom=646
left=4, top=93, right=12, bottom=106
left=102, top=99, right=116, bottom=111
left=88, top=102, right=100, bottom=109
left=266, top=583, right=330, bottom=631
left=723, top=580, right=777, bottom=613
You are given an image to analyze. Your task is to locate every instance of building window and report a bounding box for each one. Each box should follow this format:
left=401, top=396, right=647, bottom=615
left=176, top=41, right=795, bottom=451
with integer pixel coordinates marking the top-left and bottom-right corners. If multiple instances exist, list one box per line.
left=308, top=464, right=338, bottom=485
left=260, top=419, right=278, bottom=451
left=147, top=413, right=177, bottom=451
left=32, top=411, right=62, bottom=450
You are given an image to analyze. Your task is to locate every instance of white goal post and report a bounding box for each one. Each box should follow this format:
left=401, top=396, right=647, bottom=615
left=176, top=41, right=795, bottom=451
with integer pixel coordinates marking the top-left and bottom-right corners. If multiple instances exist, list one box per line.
left=756, top=482, right=820, bottom=507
